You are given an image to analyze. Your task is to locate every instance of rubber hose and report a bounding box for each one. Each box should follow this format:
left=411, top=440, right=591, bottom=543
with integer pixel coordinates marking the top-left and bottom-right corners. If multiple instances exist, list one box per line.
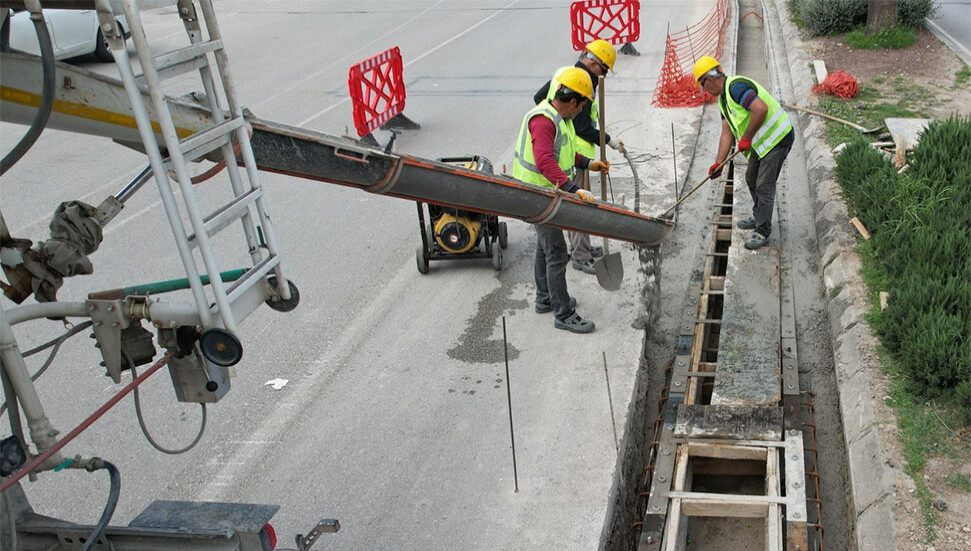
left=0, top=11, right=56, bottom=176
left=78, top=460, right=121, bottom=551
left=0, top=361, right=28, bottom=454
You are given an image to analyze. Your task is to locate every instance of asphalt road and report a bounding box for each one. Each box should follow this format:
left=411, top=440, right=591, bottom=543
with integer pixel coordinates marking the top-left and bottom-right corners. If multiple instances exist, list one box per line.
left=1, top=1, right=708, bottom=549
left=931, top=0, right=971, bottom=64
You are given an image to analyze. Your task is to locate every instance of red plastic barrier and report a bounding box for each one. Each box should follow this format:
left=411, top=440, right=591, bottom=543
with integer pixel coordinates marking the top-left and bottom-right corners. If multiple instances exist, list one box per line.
left=651, top=0, right=732, bottom=108
left=348, top=47, right=406, bottom=137
left=570, top=0, right=640, bottom=51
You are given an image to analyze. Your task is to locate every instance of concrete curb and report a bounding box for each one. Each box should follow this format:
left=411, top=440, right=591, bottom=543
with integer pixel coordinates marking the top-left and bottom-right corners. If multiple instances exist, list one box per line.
left=770, top=2, right=904, bottom=549
left=926, top=18, right=971, bottom=67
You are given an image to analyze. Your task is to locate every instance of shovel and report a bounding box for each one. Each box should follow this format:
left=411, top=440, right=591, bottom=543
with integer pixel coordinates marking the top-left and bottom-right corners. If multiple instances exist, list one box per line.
left=593, top=75, right=624, bottom=291
left=659, top=150, right=742, bottom=218
left=784, top=102, right=884, bottom=134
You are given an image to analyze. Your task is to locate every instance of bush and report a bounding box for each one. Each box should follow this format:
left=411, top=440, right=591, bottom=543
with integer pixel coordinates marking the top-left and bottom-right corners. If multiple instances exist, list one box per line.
left=835, top=116, right=971, bottom=424
left=898, top=0, right=938, bottom=27
left=795, top=0, right=938, bottom=36
left=845, top=25, right=916, bottom=49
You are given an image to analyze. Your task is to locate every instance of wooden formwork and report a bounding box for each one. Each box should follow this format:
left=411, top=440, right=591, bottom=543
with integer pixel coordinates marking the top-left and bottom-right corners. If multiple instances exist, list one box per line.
left=638, top=168, right=808, bottom=551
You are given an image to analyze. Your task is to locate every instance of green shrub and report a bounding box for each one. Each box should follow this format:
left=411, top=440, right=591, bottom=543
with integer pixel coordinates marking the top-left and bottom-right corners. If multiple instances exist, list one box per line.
left=835, top=116, right=971, bottom=424
left=797, top=0, right=938, bottom=36
left=898, top=0, right=938, bottom=27
left=800, top=0, right=868, bottom=35
left=845, top=25, right=916, bottom=49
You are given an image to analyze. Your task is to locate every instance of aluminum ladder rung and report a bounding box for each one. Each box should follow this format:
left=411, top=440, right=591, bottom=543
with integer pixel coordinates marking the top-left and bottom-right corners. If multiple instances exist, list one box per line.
left=153, top=39, right=223, bottom=80
left=226, top=254, right=280, bottom=303
left=179, top=116, right=243, bottom=161
left=186, top=187, right=263, bottom=247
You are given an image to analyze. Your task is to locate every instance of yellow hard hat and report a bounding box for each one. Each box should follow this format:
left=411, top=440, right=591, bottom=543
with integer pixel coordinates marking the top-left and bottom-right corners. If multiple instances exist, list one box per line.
left=586, top=39, right=616, bottom=71
left=555, top=67, right=594, bottom=101
left=693, top=56, right=721, bottom=88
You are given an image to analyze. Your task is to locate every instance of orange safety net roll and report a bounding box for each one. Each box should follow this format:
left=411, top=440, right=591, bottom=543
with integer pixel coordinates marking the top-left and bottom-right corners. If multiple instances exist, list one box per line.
left=812, top=70, right=859, bottom=99
left=652, top=0, right=732, bottom=108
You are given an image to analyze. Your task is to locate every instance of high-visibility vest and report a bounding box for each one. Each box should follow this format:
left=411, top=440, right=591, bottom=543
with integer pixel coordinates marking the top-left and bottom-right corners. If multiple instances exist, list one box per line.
left=547, top=66, right=598, bottom=158
left=513, top=101, right=577, bottom=189
left=719, top=75, right=792, bottom=159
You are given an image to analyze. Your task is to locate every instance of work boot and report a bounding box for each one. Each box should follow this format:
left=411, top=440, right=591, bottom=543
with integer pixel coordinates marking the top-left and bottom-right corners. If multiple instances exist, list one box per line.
left=745, top=232, right=770, bottom=250
left=535, top=296, right=577, bottom=314
left=589, top=245, right=604, bottom=258
left=572, top=258, right=597, bottom=274
left=554, top=311, right=596, bottom=334
left=736, top=216, right=756, bottom=230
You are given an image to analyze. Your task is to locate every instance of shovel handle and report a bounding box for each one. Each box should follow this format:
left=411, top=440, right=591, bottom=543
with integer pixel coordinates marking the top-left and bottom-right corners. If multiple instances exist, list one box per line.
left=659, top=150, right=741, bottom=218
left=783, top=103, right=869, bottom=132
left=598, top=75, right=607, bottom=201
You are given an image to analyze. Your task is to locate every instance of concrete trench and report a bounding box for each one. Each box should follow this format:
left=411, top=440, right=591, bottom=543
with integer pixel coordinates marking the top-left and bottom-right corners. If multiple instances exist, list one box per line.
left=596, top=0, right=897, bottom=549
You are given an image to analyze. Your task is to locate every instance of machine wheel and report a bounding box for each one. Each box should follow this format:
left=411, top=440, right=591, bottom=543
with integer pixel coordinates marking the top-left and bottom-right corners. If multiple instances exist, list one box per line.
left=265, top=276, right=300, bottom=312
left=491, top=243, right=502, bottom=271
left=498, top=221, right=508, bottom=249
left=416, top=245, right=429, bottom=274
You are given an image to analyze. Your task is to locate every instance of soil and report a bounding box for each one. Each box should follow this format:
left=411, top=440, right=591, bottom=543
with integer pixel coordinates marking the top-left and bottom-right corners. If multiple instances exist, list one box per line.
left=804, top=26, right=971, bottom=551
left=806, top=28, right=971, bottom=118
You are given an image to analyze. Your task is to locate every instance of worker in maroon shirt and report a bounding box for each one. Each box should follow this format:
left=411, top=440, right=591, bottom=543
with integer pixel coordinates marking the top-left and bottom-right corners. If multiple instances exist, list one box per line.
left=513, top=67, right=609, bottom=334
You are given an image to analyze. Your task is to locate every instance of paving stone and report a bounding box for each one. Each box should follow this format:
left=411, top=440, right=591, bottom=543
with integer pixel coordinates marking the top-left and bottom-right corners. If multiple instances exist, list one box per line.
left=838, top=369, right=875, bottom=443
left=847, top=427, right=893, bottom=513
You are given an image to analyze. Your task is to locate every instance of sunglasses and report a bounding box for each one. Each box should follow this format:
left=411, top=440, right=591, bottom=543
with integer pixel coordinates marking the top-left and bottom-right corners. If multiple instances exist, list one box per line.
left=585, top=52, right=609, bottom=73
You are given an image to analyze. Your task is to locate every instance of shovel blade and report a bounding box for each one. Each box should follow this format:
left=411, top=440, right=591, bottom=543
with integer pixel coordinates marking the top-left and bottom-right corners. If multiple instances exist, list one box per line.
left=595, top=252, right=624, bottom=290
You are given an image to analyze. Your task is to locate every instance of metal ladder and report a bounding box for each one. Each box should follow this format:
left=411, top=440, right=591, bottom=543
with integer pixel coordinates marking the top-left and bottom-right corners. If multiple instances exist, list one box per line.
left=94, top=0, right=290, bottom=334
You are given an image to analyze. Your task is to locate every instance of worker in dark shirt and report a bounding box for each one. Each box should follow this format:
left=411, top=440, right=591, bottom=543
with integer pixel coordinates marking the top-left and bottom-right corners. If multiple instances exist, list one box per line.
left=513, top=67, right=609, bottom=334
left=695, top=56, right=794, bottom=250
left=533, top=40, right=625, bottom=274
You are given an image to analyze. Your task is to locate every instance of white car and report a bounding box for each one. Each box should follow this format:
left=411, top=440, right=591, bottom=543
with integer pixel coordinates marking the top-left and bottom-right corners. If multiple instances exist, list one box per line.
left=7, top=8, right=129, bottom=62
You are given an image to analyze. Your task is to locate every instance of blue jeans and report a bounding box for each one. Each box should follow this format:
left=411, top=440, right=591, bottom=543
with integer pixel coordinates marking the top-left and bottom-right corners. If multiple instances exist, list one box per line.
left=534, top=225, right=573, bottom=320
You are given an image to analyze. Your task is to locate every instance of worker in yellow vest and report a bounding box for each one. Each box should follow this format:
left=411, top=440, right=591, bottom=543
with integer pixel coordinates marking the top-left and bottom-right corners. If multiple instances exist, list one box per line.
left=513, top=67, right=609, bottom=334
left=533, top=39, right=625, bottom=273
left=695, top=56, right=793, bottom=250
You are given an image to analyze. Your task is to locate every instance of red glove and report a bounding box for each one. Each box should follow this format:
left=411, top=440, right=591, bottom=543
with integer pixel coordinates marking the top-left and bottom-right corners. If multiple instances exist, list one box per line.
left=708, top=162, right=723, bottom=179
left=738, top=137, right=752, bottom=151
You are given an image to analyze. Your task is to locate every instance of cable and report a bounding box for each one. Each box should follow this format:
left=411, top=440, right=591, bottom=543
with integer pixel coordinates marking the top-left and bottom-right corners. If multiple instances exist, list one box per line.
left=1, top=8, right=55, bottom=176
left=77, top=459, right=120, bottom=551
left=0, top=352, right=172, bottom=493
left=2, top=489, right=17, bottom=551
left=0, top=321, right=93, bottom=418
left=129, top=359, right=207, bottom=455
left=0, top=364, right=27, bottom=468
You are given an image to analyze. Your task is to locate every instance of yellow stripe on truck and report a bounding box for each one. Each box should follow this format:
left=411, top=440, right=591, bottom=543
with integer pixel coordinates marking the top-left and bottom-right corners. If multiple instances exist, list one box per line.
left=1, top=85, right=195, bottom=139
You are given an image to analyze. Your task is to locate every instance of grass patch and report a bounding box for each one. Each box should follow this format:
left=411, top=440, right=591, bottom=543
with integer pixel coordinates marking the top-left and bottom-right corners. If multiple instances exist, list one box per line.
left=815, top=86, right=925, bottom=148
left=845, top=25, right=916, bottom=49
left=956, top=64, right=971, bottom=86
left=943, top=473, right=971, bottom=492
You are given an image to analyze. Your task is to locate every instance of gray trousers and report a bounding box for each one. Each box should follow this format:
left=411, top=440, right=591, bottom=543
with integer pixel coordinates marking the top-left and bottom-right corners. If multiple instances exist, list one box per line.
left=534, top=224, right=574, bottom=320
left=744, top=137, right=793, bottom=237
left=568, top=169, right=593, bottom=262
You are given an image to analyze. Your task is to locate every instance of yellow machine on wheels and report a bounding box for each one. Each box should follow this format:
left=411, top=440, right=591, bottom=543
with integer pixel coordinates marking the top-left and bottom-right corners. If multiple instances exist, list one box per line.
left=415, top=156, right=508, bottom=274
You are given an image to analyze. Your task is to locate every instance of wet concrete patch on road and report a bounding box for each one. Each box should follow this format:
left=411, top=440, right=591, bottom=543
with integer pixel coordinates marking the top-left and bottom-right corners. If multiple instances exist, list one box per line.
left=448, top=285, right=527, bottom=363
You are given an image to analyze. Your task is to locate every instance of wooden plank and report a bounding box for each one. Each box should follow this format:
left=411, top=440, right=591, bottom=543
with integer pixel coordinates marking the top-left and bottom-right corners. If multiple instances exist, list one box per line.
left=691, top=457, right=766, bottom=476
left=662, top=446, right=691, bottom=551
left=715, top=228, right=733, bottom=241
left=675, top=404, right=783, bottom=440
left=707, top=276, right=725, bottom=291
left=682, top=500, right=768, bottom=518
left=686, top=442, right=767, bottom=461
left=666, top=491, right=788, bottom=504
left=850, top=217, right=871, bottom=240
left=766, top=448, right=782, bottom=551
left=712, top=193, right=782, bottom=406
left=674, top=437, right=786, bottom=448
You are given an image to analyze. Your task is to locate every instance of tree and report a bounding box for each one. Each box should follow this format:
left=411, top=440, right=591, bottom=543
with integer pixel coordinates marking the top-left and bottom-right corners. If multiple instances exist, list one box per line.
left=867, top=0, right=898, bottom=34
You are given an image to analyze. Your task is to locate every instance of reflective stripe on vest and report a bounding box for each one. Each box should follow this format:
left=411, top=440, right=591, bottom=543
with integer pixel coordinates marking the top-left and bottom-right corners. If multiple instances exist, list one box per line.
left=547, top=66, right=598, bottom=158
left=513, top=101, right=577, bottom=189
left=719, top=76, right=792, bottom=159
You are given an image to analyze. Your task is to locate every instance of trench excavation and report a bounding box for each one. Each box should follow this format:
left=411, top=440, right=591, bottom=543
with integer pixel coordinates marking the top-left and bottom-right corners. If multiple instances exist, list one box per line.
left=602, top=1, right=852, bottom=550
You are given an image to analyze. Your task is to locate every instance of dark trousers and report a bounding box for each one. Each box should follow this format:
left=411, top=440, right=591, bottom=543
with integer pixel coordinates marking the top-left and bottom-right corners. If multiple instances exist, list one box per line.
left=534, top=224, right=573, bottom=320
left=744, top=138, right=793, bottom=237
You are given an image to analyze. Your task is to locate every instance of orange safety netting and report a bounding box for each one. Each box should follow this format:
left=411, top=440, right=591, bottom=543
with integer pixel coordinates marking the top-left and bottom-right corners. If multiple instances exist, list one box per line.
left=651, top=0, right=732, bottom=108
left=812, top=70, right=859, bottom=99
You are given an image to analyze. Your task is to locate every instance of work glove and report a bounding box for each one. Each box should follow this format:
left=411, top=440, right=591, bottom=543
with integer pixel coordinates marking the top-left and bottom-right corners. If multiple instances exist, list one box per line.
left=589, top=160, right=610, bottom=174
left=576, top=189, right=597, bottom=202
left=608, top=137, right=625, bottom=154
left=737, top=137, right=752, bottom=151
left=708, top=161, right=723, bottom=179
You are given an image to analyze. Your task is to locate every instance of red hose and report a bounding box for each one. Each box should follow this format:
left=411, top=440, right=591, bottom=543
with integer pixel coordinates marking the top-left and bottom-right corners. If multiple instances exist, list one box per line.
left=0, top=352, right=173, bottom=492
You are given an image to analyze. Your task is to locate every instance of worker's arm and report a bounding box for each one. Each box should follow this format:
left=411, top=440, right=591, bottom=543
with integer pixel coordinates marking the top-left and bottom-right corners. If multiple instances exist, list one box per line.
left=533, top=81, right=551, bottom=105
left=528, top=115, right=579, bottom=192
left=741, top=97, right=769, bottom=142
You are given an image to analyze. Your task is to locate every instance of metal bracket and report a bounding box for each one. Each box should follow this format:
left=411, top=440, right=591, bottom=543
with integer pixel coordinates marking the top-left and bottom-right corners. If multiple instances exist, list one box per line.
left=87, top=299, right=131, bottom=383
left=296, top=519, right=341, bottom=551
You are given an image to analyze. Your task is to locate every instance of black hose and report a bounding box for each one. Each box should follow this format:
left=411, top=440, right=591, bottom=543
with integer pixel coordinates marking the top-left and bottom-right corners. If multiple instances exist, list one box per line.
left=0, top=361, right=28, bottom=456
left=0, top=9, right=56, bottom=176
left=78, top=459, right=121, bottom=551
